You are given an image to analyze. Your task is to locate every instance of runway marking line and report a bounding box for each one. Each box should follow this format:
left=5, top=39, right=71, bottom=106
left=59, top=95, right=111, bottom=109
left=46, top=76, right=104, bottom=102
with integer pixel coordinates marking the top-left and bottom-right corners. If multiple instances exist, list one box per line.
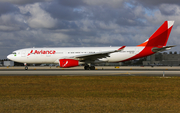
left=111, top=72, right=143, bottom=75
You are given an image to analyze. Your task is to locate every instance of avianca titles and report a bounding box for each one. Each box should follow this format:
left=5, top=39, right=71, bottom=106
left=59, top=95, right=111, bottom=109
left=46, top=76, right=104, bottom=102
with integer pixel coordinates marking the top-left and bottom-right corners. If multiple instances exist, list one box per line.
left=7, top=21, right=175, bottom=70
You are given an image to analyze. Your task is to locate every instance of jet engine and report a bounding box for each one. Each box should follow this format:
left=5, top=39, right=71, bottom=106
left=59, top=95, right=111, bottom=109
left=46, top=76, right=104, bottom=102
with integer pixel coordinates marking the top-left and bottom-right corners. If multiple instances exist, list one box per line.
left=59, top=59, right=79, bottom=68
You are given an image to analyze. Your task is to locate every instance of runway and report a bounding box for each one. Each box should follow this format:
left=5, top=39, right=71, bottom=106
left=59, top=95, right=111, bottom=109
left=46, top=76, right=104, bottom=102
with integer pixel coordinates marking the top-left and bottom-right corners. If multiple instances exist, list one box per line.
left=0, top=66, right=180, bottom=76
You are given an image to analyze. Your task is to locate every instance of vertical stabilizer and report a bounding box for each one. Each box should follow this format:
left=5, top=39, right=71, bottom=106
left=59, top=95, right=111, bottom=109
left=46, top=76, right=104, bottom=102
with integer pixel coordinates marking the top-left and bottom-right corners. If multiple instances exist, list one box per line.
left=137, top=21, right=174, bottom=47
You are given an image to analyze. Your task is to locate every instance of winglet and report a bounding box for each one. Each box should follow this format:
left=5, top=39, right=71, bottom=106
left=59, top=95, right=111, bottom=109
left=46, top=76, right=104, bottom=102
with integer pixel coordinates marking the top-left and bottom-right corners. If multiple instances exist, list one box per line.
left=118, top=46, right=126, bottom=50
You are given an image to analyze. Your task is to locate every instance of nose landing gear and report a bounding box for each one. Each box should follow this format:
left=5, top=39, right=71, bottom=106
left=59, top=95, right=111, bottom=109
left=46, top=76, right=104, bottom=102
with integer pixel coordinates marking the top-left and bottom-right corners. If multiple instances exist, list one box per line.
left=24, top=63, right=28, bottom=70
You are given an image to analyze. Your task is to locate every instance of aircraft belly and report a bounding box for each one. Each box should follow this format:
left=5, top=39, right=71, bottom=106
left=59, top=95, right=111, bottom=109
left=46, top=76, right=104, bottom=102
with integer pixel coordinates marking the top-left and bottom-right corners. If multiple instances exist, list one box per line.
left=108, top=53, right=135, bottom=62
left=107, top=47, right=144, bottom=62
left=18, top=55, right=55, bottom=63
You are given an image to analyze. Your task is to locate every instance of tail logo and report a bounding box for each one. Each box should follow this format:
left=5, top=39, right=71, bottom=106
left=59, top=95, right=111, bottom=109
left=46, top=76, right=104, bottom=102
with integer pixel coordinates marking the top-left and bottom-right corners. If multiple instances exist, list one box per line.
left=137, top=21, right=174, bottom=47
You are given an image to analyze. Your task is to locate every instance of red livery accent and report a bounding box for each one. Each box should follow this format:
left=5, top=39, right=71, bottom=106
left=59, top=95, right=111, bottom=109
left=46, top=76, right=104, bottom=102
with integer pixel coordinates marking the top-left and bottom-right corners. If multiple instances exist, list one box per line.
left=145, top=22, right=173, bottom=47
left=124, top=21, right=174, bottom=61
left=27, top=50, right=33, bottom=56
left=137, top=21, right=173, bottom=47
left=122, top=47, right=154, bottom=62
left=137, top=40, right=148, bottom=46
left=59, top=59, right=79, bottom=68
left=118, top=46, right=126, bottom=50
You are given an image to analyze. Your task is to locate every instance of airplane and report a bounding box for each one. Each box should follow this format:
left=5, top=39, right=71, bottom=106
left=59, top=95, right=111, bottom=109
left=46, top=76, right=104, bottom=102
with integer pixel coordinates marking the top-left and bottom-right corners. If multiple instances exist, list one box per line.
left=7, top=21, right=175, bottom=70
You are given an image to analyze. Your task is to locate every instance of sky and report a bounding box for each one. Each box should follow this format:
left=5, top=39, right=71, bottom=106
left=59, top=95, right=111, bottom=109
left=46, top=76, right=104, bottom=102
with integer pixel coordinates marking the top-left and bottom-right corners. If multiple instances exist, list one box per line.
left=1, top=0, right=180, bottom=59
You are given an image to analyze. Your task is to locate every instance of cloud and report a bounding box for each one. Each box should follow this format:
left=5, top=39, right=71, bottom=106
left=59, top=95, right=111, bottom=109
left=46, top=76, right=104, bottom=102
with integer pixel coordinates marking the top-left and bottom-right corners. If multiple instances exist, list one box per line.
left=84, top=0, right=125, bottom=8
left=58, top=0, right=85, bottom=7
left=57, top=0, right=125, bottom=8
left=0, top=0, right=52, bottom=5
left=19, top=3, right=58, bottom=29
left=159, top=4, right=180, bottom=15
left=0, top=25, right=18, bottom=31
left=0, top=2, right=19, bottom=15
left=134, top=0, right=180, bottom=7
left=0, top=13, right=27, bottom=31
left=44, top=1, right=84, bottom=21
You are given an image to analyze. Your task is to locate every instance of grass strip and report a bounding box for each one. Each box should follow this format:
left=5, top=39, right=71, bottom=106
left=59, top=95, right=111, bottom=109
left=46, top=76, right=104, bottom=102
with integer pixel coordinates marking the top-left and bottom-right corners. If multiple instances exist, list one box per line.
left=0, top=76, right=180, bottom=112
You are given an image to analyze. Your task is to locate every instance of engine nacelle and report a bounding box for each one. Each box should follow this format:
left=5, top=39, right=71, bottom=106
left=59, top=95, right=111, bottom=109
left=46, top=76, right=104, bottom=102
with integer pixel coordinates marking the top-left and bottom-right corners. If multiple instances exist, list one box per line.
left=59, top=59, right=79, bottom=68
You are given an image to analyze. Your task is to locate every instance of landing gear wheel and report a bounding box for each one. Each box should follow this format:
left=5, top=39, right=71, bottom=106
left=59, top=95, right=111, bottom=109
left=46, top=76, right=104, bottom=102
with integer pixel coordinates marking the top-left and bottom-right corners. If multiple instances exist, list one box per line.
left=25, top=66, right=28, bottom=70
left=84, top=65, right=90, bottom=70
left=90, top=66, right=95, bottom=70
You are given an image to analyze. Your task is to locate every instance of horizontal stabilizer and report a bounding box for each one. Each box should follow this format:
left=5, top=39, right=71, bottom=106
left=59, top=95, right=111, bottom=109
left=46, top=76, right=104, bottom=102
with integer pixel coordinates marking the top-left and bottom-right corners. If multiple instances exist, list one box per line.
left=152, top=45, right=175, bottom=53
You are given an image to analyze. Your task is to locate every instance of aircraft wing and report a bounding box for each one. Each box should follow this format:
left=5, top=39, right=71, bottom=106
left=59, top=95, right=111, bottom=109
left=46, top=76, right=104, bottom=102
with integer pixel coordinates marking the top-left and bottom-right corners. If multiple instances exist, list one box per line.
left=69, top=46, right=126, bottom=61
left=152, top=45, right=175, bottom=52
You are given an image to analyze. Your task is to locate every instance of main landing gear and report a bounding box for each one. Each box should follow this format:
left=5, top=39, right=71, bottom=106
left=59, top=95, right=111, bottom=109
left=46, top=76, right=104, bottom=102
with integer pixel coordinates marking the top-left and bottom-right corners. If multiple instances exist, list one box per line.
left=84, top=65, right=95, bottom=70
left=24, top=63, right=28, bottom=70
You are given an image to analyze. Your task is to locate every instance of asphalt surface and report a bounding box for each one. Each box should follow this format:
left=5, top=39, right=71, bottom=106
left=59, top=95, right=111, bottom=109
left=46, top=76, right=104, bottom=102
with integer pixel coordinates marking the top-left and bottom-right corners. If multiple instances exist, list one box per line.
left=0, top=66, right=180, bottom=76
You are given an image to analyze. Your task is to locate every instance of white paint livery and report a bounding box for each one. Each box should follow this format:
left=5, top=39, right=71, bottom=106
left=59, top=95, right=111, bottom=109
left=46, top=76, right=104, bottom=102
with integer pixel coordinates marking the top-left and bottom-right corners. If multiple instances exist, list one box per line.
left=168, top=21, right=174, bottom=29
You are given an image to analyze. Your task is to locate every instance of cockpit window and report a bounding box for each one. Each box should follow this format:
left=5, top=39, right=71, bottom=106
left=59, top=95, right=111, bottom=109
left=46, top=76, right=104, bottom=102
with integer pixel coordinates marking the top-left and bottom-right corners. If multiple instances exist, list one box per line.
left=12, top=52, right=16, bottom=54
left=12, top=52, right=17, bottom=56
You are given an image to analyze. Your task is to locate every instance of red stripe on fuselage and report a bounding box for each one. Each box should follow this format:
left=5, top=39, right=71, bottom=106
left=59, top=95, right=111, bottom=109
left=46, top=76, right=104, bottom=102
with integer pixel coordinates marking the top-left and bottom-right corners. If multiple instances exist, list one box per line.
left=122, top=47, right=154, bottom=62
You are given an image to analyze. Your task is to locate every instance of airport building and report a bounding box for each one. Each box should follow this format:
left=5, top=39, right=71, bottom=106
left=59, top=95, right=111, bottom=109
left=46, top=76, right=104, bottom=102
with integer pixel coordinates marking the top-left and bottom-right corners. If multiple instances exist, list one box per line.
left=0, top=59, right=24, bottom=66
left=0, top=60, right=2, bottom=66
left=143, top=52, right=180, bottom=66
left=3, top=61, right=14, bottom=67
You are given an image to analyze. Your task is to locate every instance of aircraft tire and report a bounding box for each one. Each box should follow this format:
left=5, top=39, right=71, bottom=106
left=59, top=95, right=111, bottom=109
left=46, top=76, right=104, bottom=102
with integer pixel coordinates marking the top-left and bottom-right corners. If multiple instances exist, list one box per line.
left=84, top=65, right=90, bottom=70
left=25, top=66, right=28, bottom=70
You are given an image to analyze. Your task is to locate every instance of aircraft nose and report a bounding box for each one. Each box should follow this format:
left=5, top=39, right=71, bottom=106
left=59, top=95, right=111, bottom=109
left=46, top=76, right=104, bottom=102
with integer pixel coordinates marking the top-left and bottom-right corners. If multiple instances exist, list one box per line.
left=7, top=54, right=12, bottom=60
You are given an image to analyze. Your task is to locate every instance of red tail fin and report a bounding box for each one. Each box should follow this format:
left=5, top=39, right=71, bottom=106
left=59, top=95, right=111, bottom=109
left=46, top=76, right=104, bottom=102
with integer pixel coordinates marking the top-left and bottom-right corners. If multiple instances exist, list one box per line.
left=137, top=21, right=174, bottom=47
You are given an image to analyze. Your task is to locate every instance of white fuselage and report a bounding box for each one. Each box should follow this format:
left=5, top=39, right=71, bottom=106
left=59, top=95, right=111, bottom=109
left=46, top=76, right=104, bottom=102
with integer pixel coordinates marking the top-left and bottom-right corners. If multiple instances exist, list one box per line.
left=7, top=46, right=145, bottom=64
